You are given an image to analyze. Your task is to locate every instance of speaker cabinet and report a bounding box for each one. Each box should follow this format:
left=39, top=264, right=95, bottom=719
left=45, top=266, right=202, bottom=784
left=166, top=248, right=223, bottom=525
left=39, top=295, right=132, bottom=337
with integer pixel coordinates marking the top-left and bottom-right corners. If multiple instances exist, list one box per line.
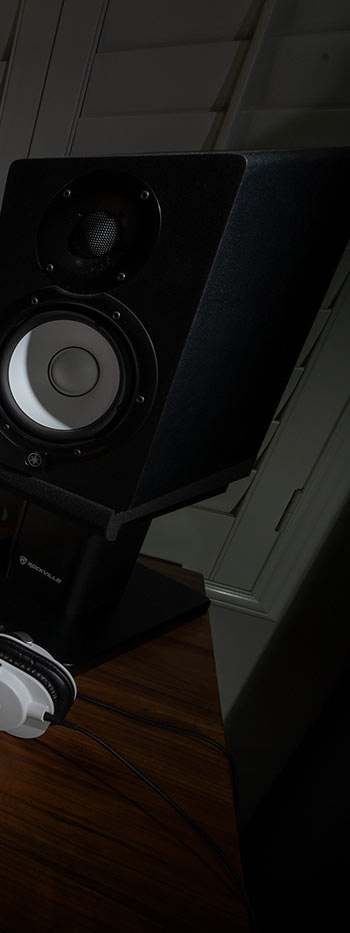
left=0, top=150, right=349, bottom=537
left=0, top=150, right=349, bottom=666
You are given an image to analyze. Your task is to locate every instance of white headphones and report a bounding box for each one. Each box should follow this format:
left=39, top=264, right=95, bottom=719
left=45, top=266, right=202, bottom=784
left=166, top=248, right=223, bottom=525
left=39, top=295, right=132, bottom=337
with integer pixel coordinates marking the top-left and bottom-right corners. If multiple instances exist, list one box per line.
left=0, top=632, right=77, bottom=738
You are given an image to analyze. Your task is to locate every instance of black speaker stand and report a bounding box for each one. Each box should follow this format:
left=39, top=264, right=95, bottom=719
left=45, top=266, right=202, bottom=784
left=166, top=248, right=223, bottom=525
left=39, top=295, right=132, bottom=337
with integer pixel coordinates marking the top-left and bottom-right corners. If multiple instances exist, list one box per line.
left=0, top=559, right=210, bottom=673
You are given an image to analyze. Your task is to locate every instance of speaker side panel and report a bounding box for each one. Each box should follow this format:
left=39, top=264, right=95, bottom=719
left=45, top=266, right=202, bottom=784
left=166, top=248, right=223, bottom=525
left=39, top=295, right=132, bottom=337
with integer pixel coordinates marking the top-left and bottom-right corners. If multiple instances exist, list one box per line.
left=131, top=149, right=350, bottom=508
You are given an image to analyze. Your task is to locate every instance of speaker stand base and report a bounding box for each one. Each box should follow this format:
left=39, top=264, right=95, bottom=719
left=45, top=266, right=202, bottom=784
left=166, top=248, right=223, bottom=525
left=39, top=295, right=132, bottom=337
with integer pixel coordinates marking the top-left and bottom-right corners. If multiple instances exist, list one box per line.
left=0, top=561, right=210, bottom=673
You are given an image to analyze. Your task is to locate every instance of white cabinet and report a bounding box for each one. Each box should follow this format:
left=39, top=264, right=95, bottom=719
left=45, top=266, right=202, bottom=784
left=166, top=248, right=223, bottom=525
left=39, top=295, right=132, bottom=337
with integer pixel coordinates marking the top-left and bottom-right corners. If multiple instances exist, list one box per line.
left=143, top=271, right=350, bottom=618
left=209, top=278, right=350, bottom=615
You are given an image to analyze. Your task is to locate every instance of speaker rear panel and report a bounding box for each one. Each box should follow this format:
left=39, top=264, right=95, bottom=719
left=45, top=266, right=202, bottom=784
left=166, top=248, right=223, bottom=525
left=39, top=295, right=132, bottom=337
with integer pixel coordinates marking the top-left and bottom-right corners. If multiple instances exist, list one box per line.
left=0, top=151, right=349, bottom=530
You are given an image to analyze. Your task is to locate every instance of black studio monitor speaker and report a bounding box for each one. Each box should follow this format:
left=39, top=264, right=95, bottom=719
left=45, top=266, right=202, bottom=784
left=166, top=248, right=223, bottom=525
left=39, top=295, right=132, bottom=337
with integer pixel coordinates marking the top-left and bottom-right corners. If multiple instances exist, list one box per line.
left=0, top=150, right=349, bottom=669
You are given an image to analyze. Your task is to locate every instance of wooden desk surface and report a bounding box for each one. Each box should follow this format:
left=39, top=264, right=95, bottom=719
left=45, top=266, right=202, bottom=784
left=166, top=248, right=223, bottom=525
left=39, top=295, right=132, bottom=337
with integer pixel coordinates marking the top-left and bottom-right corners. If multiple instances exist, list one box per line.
left=0, top=558, right=250, bottom=932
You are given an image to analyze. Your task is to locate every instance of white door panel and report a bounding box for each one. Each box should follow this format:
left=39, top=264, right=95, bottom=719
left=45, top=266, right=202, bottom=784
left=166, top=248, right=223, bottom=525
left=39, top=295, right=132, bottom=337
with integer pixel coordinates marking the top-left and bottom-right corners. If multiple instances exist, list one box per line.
left=211, top=282, right=350, bottom=595
left=29, top=0, right=109, bottom=157
left=71, top=111, right=216, bottom=155
left=99, top=0, right=259, bottom=49
left=83, top=42, right=245, bottom=116
left=0, top=0, right=62, bottom=200
left=230, top=107, right=350, bottom=150
left=270, top=0, right=350, bottom=36
left=244, top=32, right=350, bottom=108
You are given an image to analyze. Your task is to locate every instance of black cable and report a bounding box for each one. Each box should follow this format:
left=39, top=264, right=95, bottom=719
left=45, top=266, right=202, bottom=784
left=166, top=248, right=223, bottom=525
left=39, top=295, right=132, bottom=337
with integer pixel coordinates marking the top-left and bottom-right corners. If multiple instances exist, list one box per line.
left=44, top=711, right=257, bottom=931
left=77, top=691, right=240, bottom=809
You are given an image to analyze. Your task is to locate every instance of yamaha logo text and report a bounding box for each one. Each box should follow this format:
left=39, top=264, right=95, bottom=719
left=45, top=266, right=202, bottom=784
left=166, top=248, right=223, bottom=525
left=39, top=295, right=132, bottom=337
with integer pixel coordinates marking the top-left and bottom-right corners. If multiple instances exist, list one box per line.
left=19, top=555, right=62, bottom=584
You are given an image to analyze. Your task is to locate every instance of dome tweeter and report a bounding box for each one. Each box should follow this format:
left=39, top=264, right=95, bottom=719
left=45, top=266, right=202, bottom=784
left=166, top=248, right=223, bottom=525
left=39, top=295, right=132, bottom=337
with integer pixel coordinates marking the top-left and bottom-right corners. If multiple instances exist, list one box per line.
left=36, top=170, right=161, bottom=294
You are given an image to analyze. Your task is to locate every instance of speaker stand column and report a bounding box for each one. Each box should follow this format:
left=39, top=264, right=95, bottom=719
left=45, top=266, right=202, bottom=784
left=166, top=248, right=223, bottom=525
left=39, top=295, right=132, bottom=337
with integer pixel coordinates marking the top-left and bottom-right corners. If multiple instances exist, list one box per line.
left=0, top=502, right=209, bottom=671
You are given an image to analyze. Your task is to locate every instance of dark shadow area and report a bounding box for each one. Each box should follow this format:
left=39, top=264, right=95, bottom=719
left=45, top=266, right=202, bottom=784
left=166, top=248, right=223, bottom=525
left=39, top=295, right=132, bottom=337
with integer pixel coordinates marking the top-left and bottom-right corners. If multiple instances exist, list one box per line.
left=240, top=668, right=350, bottom=931
left=225, top=500, right=350, bottom=831
left=223, top=501, right=350, bottom=930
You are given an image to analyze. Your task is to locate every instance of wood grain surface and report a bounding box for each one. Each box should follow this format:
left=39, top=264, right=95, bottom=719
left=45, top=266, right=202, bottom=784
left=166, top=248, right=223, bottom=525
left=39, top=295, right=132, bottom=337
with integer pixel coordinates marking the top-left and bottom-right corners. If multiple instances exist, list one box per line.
left=0, top=558, right=250, bottom=932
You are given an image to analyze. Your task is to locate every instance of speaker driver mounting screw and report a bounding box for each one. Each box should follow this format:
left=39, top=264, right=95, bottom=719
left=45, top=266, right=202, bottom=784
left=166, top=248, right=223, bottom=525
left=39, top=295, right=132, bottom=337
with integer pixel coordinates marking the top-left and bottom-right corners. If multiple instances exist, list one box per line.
left=63, top=189, right=71, bottom=198
left=73, top=449, right=81, bottom=457
left=140, top=190, right=150, bottom=200
left=112, top=311, right=121, bottom=320
left=31, top=297, right=39, bottom=305
left=136, top=395, right=145, bottom=404
left=117, top=273, right=126, bottom=282
left=25, top=451, right=43, bottom=468
left=2, top=424, right=10, bottom=431
left=46, top=263, right=54, bottom=272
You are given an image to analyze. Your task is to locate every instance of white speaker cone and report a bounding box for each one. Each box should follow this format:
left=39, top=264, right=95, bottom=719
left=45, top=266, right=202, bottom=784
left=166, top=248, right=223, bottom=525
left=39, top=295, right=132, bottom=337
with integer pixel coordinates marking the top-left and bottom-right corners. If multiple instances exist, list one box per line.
left=8, top=319, right=121, bottom=431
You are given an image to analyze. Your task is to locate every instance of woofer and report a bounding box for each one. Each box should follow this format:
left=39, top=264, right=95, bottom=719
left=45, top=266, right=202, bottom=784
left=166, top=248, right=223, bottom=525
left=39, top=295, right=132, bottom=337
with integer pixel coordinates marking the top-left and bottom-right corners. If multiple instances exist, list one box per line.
left=0, top=292, right=158, bottom=453
left=7, top=317, right=121, bottom=431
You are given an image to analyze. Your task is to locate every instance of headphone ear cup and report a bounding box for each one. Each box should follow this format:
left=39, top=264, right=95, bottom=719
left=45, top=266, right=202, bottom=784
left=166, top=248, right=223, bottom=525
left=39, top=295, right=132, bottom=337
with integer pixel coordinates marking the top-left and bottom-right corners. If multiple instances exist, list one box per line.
left=32, top=659, right=76, bottom=721
left=0, top=634, right=77, bottom=727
